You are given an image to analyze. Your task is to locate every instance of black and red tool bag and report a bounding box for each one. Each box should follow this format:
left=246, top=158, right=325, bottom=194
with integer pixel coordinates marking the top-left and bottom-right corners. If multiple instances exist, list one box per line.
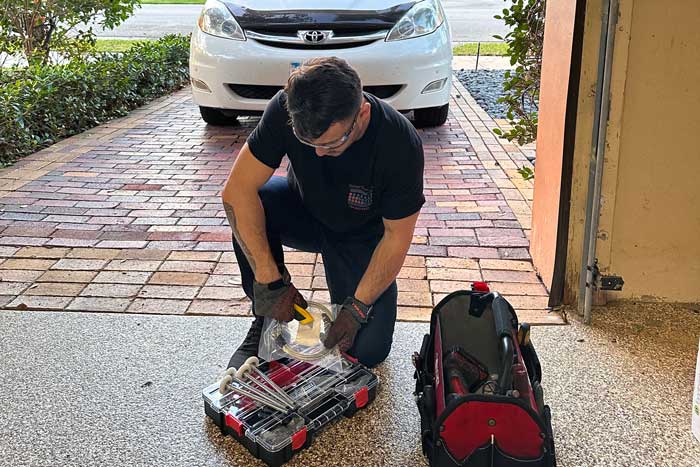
left=413, top=283, right=556, bottom=467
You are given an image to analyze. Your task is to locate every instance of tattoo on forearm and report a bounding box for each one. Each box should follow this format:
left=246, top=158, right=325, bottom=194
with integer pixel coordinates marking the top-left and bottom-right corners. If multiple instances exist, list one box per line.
left=223, top=202, right=256, bottom=273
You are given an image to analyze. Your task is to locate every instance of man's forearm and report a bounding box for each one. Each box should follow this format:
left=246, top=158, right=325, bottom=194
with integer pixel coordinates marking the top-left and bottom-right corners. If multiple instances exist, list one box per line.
left=222, top=194, right=279, bottom=283
left=354, top=234, right=410, bottom=305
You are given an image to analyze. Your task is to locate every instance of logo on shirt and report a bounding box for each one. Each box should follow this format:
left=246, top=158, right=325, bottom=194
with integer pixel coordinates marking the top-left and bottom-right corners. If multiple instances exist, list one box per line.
left=347, top=185, right=373, bottom=211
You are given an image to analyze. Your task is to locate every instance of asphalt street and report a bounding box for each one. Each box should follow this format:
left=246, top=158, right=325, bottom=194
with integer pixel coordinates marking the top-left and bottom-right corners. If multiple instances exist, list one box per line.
left=93, top=0, right=510, bottom=42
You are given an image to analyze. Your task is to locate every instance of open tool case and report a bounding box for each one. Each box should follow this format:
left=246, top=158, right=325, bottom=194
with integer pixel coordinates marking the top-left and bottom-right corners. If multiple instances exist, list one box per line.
left=414, top=283, right=556, bottom=466
left=203, top=357, right=379, bottom=466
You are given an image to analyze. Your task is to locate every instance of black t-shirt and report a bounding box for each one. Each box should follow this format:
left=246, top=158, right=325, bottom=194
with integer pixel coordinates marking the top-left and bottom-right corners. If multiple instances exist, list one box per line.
left=247, top=90, right=425, bottom=235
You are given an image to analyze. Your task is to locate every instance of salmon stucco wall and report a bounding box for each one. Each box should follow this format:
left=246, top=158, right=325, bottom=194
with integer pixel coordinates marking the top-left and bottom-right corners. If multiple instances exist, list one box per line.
left=530, top=0, right=579, bottom=292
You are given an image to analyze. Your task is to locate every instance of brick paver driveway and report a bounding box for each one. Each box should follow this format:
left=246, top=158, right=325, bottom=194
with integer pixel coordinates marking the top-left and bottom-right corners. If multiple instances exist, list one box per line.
left=0, top=83, right=563, bottom=324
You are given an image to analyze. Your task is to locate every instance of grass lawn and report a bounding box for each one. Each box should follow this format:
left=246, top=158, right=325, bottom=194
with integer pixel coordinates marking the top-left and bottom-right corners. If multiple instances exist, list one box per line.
left=140, top=0, right=205, bottom=3
left=452, top=42, right=508, bottom=56
left=94, top=38, right=153, bottom=52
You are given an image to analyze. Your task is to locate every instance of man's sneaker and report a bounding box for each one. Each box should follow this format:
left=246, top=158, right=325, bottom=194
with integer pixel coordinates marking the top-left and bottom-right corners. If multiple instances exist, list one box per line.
left=227, top=315, right=264, bottom=369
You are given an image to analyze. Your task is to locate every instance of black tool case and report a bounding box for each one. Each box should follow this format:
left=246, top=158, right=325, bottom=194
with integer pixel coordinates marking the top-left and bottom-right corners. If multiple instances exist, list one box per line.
left=203, top=358, right=379, bottom=466
left=413, top=284, right=556, bottom=466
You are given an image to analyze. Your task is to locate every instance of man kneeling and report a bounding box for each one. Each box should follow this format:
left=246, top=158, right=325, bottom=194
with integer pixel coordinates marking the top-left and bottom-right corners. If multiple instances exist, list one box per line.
left=221, top=57, right=425, bottom=369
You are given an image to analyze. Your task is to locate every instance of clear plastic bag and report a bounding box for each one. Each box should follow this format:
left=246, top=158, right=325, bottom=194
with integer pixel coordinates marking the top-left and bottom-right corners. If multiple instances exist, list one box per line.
left=258, top=301, right=343, bottom=372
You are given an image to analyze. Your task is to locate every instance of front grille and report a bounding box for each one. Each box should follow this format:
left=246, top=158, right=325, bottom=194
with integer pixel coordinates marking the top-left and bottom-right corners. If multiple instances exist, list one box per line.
left=245, top=28, right=388, bottom=50
left=252, top=39, right=378, bottom=50
left=228, top=84, right=403, bottom=101
left=248, top=27, right=389, bottom=36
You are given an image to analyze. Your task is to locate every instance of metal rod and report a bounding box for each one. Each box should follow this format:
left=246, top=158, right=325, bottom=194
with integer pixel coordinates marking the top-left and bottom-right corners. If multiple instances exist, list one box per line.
left=224, top=383, right=289, bottom=412
left=292, top=370, right=350, bottom=400
left=235, top=389, right=287, bottom=412
left=242, top=373, right=296, bottom=408
left=234, top=380, right=291, bottom=409
left=229, top=374, right=295, bottom=410
left=475, top=42, right=481, bottom=71
left=249, top=367, right=296, bottom=406
left=271, top=362, right=331, bottom=398
left=237, top=363, right=296, bottom=408
left=580, top=0, right=619, bottom=324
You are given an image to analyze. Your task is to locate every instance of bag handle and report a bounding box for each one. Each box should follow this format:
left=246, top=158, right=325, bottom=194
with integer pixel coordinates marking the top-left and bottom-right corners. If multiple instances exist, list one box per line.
left=492, top=294, right=516, bottom=394
left=492, top=294, right=515, bottom=338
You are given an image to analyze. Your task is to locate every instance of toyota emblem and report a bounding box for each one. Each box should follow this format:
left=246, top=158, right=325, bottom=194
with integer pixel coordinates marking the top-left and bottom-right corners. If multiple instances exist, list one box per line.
left=298, top=30, right=333, bottom=44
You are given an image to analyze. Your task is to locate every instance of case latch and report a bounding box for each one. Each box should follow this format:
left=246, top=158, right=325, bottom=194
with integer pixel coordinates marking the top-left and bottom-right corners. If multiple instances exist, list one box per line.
left=291, top=427, right=307, bottom=450
left=354, top=386, right=369, bottom=408
left=225, top=413, right=244, bottom=437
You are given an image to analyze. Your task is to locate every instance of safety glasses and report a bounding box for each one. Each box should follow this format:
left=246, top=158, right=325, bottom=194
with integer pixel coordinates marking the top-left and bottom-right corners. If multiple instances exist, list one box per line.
left=292, top=109, right=360, bottom=150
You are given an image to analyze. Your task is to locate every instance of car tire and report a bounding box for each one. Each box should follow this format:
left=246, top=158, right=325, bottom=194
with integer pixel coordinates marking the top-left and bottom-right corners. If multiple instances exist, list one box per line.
left=413, top=104, right=449, bottom=128
left=199, top=106, right=239, bottom=126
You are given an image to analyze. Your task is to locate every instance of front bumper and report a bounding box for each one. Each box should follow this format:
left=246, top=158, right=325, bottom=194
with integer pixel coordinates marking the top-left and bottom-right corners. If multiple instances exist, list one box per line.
left=189, top=24, right=452, bottom=113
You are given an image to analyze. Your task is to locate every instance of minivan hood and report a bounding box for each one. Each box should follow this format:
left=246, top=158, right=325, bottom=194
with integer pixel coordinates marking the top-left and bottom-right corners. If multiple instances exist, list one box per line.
left=225, top=1, right=412, bottom=10
left=223, top=0, right=417, bottom=30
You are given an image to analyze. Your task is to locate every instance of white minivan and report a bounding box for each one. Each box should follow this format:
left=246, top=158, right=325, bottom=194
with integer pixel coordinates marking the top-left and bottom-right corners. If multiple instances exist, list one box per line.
left=189, top=0, right=452, bottom=127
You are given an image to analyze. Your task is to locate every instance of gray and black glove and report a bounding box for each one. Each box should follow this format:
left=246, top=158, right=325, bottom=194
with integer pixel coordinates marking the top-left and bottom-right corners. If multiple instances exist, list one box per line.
left=253, top=266, right=307, bottom=322
left=322, top=296, right=371, bottom=352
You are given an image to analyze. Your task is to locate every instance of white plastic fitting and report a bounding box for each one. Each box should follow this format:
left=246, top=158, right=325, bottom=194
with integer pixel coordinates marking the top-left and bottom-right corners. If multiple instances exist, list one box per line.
left=219, top=374, right=233, bottom=394
left=244, top=356, right=260, bottom=367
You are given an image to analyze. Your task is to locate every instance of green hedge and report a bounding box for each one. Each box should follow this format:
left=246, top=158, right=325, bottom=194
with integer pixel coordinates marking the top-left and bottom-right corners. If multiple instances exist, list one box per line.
left=0, top=34, right=190, bottom=166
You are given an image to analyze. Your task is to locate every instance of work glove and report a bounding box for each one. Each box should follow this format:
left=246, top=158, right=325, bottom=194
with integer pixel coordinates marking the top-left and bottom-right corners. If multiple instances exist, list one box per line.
left=322, top=296, right=371, bottom=352
left=253, top=265, right=307, bottom=322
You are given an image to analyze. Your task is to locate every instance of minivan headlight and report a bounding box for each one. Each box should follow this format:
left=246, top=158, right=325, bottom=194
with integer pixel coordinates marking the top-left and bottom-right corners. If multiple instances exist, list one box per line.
left=387, top=0, right=445, bottom=41
left=198, top=0, right=245, bottom=41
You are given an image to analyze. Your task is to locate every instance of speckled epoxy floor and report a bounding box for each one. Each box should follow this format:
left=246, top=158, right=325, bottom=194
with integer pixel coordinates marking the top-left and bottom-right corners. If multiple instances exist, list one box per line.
left=1, top=303, right=699, bottom=466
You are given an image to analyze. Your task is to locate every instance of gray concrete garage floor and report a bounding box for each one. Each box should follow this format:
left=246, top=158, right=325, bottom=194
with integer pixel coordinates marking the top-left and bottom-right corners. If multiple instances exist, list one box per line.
left=1, top=304, right=699, bottom=466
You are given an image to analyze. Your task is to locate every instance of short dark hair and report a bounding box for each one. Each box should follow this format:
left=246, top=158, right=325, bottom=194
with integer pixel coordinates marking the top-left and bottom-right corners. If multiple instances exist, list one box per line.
left=285, top=57, right=362, bottom=141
